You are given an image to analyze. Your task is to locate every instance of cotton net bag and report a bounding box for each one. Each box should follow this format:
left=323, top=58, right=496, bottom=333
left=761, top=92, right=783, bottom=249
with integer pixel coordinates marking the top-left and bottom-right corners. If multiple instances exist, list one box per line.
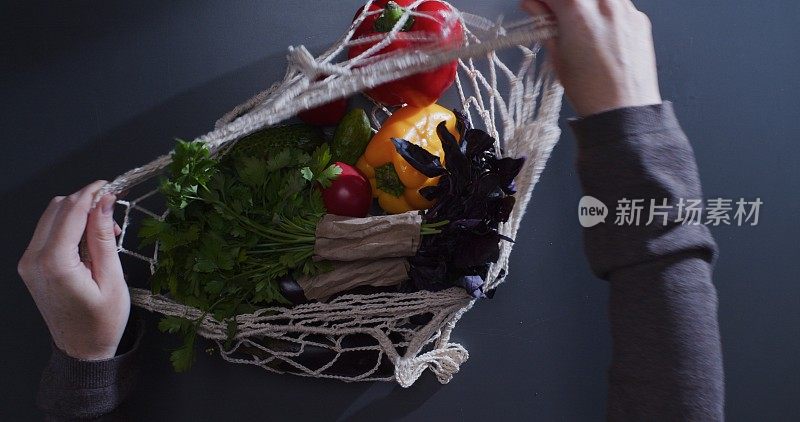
left=98, top=1, right=562, bottom=387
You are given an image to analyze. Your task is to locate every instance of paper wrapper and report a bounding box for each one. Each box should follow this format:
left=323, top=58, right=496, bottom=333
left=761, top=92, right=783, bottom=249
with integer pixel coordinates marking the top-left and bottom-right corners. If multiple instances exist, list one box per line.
left=296, top=258, right=410, bottom=301
left=313, top=212, right=423, bottom=261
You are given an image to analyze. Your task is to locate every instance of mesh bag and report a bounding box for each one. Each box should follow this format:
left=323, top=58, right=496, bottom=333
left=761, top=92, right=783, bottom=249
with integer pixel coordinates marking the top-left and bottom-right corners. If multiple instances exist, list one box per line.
left=98, top=1, right=563, bottom=387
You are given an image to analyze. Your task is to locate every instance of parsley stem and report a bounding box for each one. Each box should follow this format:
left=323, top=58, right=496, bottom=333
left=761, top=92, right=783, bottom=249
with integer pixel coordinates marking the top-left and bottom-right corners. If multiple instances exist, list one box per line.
left=252, top=242, right=314, bottom=249
left=420, top=220, right=450, bottom=236
left=193, top=188, right=309, bottom=243
left=422, top=220, right=450, bottom=228
left=249, top=246, right=313, bottom=254
left=279, top=218, right=317, bottom=236
left=220, top=265, right=274, bottom=283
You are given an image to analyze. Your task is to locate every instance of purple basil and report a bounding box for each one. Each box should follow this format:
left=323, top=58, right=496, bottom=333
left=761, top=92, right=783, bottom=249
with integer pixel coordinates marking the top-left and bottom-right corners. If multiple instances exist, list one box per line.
left=390, top=138, right=446, bottom=178
left=492, top=157, right=526, bottom=193
left=457, top=275, right=486, bottom=299
left=464, top=129, right=495, bottom=158
left=436, top=122, right=469, bottom=185
left=392, top=110, right=526, bottom=297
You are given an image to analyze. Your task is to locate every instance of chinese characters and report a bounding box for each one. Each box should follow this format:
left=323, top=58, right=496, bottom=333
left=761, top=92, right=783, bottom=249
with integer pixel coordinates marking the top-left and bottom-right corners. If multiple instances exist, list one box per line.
left=611, top=197, right=762, bottom=226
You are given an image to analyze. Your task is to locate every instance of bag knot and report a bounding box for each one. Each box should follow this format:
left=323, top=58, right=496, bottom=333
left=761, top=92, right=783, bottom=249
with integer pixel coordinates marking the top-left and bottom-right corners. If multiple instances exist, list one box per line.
left=394, top=343, right=469, bottom=387
left=287, top=45, right=351, bottom=81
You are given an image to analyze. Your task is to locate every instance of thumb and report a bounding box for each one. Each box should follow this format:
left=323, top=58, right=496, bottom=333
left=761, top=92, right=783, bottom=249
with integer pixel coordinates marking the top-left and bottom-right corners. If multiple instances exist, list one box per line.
left=522, top=0, right=554, bottom=15
left=86, top=194, right=125, bottom=290
left=527, top=0, right=561, bottom=14
left=521, top=1, right=558, bottom=55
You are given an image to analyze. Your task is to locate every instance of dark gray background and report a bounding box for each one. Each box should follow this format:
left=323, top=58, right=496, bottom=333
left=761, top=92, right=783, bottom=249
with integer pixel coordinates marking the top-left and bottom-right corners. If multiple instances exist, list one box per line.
left=2, top=0, right=798, bottom=420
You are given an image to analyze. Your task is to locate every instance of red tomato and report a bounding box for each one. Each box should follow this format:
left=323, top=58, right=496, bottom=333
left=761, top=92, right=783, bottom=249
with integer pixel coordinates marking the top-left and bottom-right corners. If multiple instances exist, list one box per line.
left=298, top=76, right=348, bottom=126
left=322, top=162, right=372, bottom=217
left=298, top=97, right=348, bottom=126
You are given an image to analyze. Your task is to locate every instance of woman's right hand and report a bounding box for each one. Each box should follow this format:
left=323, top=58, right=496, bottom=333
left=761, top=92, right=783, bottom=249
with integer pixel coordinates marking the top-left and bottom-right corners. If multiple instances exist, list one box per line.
left=521, top=0, right=663, bottom=117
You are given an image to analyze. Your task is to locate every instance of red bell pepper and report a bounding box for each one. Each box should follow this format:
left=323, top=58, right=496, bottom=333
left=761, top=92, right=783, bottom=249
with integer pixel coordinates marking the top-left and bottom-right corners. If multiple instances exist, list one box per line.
left=348, top=0, right=464, bottom=107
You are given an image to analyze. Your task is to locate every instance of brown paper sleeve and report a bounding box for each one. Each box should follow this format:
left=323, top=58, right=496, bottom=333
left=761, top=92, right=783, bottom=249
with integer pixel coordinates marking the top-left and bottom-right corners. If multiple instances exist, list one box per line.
left=313, top=212, right=422, bottom=261
left=296, top=258, right=409, bottom=301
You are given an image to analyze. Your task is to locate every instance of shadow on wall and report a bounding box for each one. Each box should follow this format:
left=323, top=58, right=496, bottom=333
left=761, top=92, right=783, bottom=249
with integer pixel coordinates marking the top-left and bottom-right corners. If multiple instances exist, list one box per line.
left=0, top=44, right=448, bottom=418
left=0, top=48, right=292, bottom=208
left=341, top=382, right=442, bottom=421
left=2, top=0, right=182, bottom=70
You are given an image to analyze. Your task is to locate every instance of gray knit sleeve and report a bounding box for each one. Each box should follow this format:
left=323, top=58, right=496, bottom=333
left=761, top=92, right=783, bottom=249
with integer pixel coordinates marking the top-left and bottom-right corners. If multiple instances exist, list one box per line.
left=570, top=103, right=725, bottom=421
left=37, top=319, right=143, bottom=420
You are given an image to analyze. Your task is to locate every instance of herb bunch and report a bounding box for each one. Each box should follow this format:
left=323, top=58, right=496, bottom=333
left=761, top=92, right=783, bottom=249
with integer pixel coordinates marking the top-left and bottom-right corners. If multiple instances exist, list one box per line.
left=139, top=140, right=340, bottom=371
left=391, top=111, right=524, bottom=298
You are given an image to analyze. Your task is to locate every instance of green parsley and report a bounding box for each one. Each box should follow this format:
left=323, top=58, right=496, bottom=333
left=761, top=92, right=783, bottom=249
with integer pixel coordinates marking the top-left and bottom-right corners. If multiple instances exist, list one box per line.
left=140, top=139, right=339, bottom=371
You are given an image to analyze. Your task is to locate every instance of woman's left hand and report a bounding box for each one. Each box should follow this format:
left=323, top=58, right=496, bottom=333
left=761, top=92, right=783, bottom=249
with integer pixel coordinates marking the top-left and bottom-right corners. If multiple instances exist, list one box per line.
left=17, top=180, right=130, bottom=360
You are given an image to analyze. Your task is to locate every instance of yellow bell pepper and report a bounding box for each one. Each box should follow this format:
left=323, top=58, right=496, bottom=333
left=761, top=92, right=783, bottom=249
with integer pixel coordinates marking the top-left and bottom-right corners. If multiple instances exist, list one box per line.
left=356, top=103, right=460, bottom=214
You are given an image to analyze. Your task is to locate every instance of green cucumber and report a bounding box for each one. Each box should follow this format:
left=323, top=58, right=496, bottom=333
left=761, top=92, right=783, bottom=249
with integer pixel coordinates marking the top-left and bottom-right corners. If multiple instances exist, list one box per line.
left=229, top=124, right=326, bottom=160
left=331, top=108, right=372, bottom=165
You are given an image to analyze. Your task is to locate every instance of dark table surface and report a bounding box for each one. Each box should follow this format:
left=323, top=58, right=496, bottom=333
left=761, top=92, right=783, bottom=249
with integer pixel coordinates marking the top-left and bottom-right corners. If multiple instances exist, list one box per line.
left=2, top=0, right=799, bottom=420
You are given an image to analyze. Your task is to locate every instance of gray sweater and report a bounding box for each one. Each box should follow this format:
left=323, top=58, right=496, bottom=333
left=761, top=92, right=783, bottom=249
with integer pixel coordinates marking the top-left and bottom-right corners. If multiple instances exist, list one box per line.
left=37, top=103, right=724, bottom=420
left=572, top=102, right=724, bottom=420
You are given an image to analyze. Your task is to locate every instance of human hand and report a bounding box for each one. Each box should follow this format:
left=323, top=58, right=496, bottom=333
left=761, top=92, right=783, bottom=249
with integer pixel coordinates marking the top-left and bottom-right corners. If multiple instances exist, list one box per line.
left=521, top=0, right=662, bottom=117
left=17, top=180, right=130, bottom=360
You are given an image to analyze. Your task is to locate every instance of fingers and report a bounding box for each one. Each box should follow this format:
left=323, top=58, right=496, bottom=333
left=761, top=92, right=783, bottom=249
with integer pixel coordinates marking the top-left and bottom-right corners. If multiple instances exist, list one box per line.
left=520, top=1, right=558, bottom=54
left=534, top=0, right=570, bottom=14
left=597, top=0, right=641, bottom=18
left=537, top=0, right=636, bottom=14
left=617, top=0, right=640, bottom=12
left=18, top=196, right=66, bottom=284
left=48, top=180, right=108, bottom=258
left=26, top=196, right=65, bottom=253
left=535, top=0, right=610, bottom=15
left=86, top=193, right=125, bottom=290
left=521, top=0, right=552, bottom=15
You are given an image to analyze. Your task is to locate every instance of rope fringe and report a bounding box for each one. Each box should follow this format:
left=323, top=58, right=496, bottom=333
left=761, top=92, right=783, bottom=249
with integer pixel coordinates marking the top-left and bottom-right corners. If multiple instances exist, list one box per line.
left=395, top=343, right=469, bottom=387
